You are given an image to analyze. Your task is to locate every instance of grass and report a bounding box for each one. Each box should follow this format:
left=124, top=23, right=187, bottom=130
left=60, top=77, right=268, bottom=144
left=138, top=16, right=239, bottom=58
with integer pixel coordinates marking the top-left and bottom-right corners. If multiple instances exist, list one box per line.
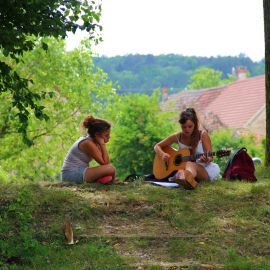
left=0, top=166, right=270, bottom=269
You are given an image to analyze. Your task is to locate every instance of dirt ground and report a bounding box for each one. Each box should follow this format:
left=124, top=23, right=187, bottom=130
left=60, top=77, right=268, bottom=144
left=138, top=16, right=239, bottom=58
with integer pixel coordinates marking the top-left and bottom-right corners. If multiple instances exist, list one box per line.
left=50, top=182, right=222, bottom=269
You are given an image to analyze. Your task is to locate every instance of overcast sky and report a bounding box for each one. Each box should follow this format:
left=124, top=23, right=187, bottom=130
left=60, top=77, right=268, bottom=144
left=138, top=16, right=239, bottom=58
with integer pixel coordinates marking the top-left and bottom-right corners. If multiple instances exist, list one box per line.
left=67, top=0, right=264, bottom=61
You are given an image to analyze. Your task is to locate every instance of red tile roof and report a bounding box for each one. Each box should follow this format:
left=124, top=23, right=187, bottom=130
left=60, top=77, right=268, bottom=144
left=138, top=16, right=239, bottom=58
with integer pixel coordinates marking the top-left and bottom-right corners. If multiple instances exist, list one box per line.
left=162, top=75, right=265, bottom=130
left=196, top=87, right=225, bottom=112
left=207, top=75, right=265, bottom=128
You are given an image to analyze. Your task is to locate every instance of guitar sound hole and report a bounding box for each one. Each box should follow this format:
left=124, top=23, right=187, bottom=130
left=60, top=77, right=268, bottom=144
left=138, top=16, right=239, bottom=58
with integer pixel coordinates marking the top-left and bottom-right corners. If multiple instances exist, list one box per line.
left=174, top=155, right=182, bottom=166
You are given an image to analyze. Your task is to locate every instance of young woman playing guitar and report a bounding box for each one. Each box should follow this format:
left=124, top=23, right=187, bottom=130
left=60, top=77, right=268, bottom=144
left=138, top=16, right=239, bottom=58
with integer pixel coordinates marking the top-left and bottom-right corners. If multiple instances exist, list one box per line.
left=154, top=108, right=220, bottom=189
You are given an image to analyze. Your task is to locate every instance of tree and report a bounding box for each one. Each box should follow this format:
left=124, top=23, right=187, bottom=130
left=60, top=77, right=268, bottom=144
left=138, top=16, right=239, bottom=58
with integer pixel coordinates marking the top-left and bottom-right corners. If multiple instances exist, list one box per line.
left=264, top=0, right=270, bottom=166
left=0, top=0, right=102, bottom=143
left=0, top=38, right=115, bottom=182
left=105, top=92, right=175, bottom=179
left=187, top=66, right=224, bottom=90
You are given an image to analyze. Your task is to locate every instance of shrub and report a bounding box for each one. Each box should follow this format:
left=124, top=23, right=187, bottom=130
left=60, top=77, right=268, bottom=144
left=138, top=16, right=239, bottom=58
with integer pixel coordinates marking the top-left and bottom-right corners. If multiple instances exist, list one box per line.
left=0, top=187, right=40, bottom=268
left=0, top=166, right=9, bottom=183
left=106, top=91, right=175, bottom=179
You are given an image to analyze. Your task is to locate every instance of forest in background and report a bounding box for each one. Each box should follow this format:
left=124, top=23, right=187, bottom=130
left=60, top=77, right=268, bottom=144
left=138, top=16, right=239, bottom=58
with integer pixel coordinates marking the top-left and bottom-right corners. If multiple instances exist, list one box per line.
left=93, top=54, right=265, bottom=94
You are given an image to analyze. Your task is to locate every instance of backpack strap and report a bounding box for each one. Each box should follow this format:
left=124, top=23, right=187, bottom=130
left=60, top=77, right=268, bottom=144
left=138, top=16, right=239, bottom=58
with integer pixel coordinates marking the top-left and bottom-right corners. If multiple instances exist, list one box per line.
left=228, top=147, right=247, bottom=167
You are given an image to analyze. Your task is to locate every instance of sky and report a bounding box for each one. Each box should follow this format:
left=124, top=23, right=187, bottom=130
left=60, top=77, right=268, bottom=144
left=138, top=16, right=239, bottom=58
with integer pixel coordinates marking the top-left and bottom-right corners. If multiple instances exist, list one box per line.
left=66, top=0, right=265, bottom=61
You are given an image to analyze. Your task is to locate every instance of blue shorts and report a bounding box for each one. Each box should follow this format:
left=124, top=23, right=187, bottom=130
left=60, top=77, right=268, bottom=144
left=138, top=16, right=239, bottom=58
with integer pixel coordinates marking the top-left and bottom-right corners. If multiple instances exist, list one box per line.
left=61, top=167, right=88, bottom=184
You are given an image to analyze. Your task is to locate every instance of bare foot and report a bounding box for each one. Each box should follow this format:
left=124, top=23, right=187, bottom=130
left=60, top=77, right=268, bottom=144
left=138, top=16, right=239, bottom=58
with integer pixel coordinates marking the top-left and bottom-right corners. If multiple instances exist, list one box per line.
left=176, top=170, right=185, bottom=179
left=175, top=170, right=197, bottom=190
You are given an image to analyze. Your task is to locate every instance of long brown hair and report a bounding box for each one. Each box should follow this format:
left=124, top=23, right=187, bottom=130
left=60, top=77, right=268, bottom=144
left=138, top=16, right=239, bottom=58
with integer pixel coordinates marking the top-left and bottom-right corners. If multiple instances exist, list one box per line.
left=82, top=115, right=111, bottom=138
left=178, top=108, right=200, bottom=154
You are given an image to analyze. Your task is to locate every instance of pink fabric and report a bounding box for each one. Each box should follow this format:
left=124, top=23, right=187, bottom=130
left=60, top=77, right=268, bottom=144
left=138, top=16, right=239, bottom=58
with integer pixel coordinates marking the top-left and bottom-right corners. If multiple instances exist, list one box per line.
left=97, top=175, right=113, bottom=184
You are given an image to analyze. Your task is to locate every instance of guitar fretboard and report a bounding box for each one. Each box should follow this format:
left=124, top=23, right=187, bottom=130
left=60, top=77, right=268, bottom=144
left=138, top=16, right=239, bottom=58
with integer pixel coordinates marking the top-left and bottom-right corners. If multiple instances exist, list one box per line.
left=181, top=152, right=217, bottom=162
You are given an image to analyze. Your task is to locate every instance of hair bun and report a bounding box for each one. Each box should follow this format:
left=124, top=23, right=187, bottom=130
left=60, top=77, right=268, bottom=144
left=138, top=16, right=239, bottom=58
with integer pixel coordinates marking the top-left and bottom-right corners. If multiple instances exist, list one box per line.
left=83, top=115, right=95, bottom=129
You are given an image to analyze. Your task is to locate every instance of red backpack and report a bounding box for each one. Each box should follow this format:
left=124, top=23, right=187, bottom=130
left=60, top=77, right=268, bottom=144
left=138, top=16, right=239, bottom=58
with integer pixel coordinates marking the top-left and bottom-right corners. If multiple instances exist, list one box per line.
left=223, top=147, right=257, bottom=182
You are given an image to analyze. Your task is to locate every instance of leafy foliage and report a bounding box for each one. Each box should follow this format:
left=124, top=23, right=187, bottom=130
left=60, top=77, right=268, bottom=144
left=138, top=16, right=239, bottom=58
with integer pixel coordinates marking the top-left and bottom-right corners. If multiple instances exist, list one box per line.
left=187, top=66, right=235, bottom=90
left=105, top=92, right=176, bottom=179
left=0, top=0, right=102, bottom=142
left=0, top=187, right=39, bottom=268
left=0, top=38, right=115, bottom=182
left=93, top=54, right=265, bottom=94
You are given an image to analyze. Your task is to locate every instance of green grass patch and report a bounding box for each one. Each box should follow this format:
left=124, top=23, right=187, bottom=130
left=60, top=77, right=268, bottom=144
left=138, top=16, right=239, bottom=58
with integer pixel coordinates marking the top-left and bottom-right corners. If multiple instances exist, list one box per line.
left=1, top=169, right=270, bottom=269
left=17, top=240, right=132, bottom=270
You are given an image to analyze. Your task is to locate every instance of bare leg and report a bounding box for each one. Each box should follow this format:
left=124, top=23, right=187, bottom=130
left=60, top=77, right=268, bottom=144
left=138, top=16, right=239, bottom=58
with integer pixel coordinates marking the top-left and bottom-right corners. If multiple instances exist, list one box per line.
left=176, top=169, right=185, bottom=179
left=83, top=164, right=116, bottom=183
left=175, top=161, right=209, bottom=189
left=185, top=161, right=210, bottom=182
left=175, top=164, right=197, bottom=189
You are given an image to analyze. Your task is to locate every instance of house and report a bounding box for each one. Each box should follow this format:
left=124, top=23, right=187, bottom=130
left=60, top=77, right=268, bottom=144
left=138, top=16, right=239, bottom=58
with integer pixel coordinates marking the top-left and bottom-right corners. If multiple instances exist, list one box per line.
left=161, top=69, right=266, bottom=135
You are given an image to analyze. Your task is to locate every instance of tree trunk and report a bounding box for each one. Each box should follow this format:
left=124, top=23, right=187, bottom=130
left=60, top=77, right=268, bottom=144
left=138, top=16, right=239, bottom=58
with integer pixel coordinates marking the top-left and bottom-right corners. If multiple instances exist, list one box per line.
left=264, top=0, right=270, bottom=166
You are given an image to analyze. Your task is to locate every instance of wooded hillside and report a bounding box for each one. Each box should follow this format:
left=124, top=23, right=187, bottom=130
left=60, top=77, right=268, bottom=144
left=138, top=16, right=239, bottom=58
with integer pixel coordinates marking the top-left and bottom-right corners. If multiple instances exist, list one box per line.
left=93, top=54, right=265, bottom=94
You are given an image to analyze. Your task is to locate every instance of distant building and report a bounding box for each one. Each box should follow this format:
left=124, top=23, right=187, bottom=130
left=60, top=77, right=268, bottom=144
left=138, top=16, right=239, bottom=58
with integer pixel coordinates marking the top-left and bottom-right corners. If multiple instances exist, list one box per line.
left=161, top=74, right=265, bottom=135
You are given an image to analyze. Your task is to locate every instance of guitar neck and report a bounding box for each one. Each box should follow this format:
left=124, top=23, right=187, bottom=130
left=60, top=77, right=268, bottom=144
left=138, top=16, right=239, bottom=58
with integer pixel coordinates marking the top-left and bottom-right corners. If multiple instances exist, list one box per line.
left=183, top=152, right=217, bottom=161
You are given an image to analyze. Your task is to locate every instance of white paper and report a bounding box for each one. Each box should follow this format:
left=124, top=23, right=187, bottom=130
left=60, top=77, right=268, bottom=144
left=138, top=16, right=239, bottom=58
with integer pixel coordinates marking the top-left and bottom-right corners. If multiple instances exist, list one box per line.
left=147, top=181, right=180, bottom=188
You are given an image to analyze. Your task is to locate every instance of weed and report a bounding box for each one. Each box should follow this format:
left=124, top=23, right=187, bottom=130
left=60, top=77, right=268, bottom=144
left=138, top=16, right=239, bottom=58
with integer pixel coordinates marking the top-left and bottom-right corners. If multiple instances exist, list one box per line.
left=0, top=186, right=40, bottom=268
left=223, top=250, right=270, bottom=270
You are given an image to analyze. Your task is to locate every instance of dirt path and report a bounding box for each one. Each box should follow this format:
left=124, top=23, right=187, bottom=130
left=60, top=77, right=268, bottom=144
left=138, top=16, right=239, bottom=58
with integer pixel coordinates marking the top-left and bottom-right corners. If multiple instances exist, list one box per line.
left=50, top=183, right=220, bottom=269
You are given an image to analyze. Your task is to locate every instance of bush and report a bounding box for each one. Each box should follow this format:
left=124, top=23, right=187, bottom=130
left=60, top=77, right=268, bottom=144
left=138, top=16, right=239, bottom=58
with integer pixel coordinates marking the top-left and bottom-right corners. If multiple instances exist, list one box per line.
left=106, top=91, right=175, bottom=179
left=0, top=187, right=40, bottom=268
left=0, top=166, right=9, bottom=183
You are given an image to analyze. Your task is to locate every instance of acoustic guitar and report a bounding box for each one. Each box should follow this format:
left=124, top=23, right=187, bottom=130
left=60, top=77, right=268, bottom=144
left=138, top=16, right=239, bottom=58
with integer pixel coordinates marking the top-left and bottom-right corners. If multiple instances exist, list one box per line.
left=153, top=146, right=231, bottom=180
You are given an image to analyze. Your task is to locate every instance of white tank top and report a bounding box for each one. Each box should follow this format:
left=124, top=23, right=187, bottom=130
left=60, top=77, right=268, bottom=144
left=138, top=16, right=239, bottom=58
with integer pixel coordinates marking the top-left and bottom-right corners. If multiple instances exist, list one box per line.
left=177, top=131, right=205, bottom=155
left=178, top=141, right=204, bottom=155
left=61, top=136, right=93, bottom=171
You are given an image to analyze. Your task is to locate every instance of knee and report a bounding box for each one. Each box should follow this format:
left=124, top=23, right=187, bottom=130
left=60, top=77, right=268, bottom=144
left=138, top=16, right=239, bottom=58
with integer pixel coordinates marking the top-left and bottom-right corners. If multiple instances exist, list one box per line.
left=186, top=161, right=195, bottom=168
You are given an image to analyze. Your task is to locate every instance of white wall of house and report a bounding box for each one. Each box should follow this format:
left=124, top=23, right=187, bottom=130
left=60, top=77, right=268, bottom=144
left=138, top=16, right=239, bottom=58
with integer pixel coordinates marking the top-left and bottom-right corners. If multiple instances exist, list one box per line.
left=246, top=106, right=266, bottom=135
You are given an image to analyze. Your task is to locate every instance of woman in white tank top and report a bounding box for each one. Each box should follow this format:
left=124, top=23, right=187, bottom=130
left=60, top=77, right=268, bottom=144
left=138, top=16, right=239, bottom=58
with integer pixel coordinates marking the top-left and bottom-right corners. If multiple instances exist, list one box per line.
left=154, top=108, right=220, bottom=189
left=61, top=115, right=117, bottom=184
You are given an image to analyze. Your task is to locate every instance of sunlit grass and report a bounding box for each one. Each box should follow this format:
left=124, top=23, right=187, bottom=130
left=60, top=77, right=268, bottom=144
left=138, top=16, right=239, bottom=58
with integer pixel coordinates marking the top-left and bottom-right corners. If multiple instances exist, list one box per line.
left=20, top=240, right=132, bottom=270
left=1, top=168, right=270, bottom=269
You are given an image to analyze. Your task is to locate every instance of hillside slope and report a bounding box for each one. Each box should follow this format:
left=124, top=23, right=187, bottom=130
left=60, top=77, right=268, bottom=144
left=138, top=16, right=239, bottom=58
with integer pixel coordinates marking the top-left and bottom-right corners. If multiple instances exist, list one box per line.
left=1, top=168, right=270, bottom=270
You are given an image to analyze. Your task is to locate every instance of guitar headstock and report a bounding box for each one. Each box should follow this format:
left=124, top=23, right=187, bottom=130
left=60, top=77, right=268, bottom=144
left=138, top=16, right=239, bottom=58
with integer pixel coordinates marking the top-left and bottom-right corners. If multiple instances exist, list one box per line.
left=216, top=149, right=231, bottom=158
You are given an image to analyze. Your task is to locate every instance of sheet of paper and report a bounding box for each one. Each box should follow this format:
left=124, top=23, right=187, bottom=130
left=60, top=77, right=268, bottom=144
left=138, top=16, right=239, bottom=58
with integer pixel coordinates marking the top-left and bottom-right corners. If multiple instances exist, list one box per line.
left=147, top=181, right=180, bottom=188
